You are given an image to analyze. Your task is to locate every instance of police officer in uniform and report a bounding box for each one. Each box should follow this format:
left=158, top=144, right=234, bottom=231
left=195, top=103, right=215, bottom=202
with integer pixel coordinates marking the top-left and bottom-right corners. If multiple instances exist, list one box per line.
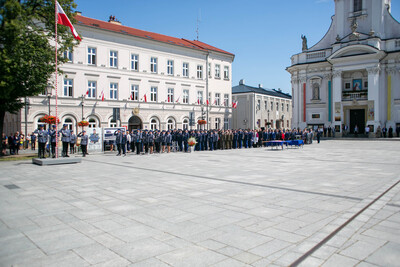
left=78, top=130, right=89, bottom=156
left=70, top=130, right=77, bottom=154
left=48, top=125, right=57, bottom=158
left=114, top=129, right=125, bottom=156
left=58, top=124, right=71, bottom=157
left=35, top=126, right=48, bottom=159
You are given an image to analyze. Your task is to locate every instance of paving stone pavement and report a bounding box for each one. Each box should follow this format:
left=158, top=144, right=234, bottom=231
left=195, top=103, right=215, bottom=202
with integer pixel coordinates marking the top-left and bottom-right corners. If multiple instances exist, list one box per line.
left=0, top=140, right=399, bottom=267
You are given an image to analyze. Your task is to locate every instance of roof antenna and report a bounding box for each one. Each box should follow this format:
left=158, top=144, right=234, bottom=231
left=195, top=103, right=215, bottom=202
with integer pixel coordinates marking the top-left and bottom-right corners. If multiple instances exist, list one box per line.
left=196, top=9, right=201, bottom=41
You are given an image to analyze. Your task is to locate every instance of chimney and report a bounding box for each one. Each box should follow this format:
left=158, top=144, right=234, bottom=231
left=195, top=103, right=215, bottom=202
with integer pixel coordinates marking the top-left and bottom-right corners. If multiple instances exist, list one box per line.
left=258, top=84, right=263, bottom=88
left=75, top=11, right=82, bottom=16
left=239, top=79, right=245, bottom=85
left=108, top=15, right=122, bottom=25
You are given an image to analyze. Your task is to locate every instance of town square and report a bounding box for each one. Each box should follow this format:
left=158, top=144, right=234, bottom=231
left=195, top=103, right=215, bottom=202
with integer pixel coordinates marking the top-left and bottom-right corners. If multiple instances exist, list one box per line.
left=1, top=0, right=400, bottom=266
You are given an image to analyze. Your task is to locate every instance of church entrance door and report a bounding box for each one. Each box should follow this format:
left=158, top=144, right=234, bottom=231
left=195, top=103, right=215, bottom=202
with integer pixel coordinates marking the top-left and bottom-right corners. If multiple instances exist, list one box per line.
left=350, top=109, right=365, bottom=134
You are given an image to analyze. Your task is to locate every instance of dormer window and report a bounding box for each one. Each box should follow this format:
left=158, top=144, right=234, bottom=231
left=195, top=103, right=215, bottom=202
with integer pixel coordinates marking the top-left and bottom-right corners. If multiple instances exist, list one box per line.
left=354, top=0, right=362, bottom=12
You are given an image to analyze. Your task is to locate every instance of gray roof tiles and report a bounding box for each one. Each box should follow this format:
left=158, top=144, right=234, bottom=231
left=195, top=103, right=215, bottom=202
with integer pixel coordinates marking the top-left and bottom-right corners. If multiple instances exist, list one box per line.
left=232, top=84, right=291, bottom=99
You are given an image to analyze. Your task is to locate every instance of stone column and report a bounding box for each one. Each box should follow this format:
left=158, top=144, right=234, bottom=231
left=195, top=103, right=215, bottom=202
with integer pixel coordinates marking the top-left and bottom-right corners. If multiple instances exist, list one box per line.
left=291, top=76, right=299, bottom=128
left=386, top=67, right=397, bottom=129
left=367, top=66, right=381, bottom=130
left=332, top=70, right=342, bottom=135
left=299, top=76, right=307, bottom=129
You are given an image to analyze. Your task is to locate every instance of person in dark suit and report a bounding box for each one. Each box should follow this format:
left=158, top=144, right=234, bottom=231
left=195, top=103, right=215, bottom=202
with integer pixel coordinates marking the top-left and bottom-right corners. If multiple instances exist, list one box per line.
left=183, top=129, right=189, bottom=152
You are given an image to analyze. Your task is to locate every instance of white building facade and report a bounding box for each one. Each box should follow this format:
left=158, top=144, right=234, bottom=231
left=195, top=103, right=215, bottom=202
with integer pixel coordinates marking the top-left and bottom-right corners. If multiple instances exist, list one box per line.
left=4, top=14, right=234, bottom=135
left=287, top=0, right=400, bottom=135
left=232, top=80, right=292, bottom=130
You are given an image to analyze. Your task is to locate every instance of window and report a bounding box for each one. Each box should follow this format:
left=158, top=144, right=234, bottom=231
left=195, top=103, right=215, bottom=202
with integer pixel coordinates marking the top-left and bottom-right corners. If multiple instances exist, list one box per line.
left=287, top=120, right=289, bottom=128
left=109, top=83, right=118, bottom=100
left=224, top=118, right=229, bottom=130
left=183, top=118, right=189, bottom=130
left=37, top=117, right=47, bottom=130
left=109, top=119, right=117, bottom=127
left=88, top=47, right=96, bottom=65
left=208, top=92, right=211, bottom=104
left=88, top=118, right=97, bottom=128
left=64, top=118, right=74, bottom=131
left=354, top=0, right=362, bottom=12
left=312, top=83, right=320, bottom=100
left=167, top=60, right=174, bottom=75
left=167, top=88, right=174, bottom=103
left=257, top=100, right=261, bottom=110
left=150, top=118, right=159, bottom=130
left=110, top=50, right=118, bottom=68
left=287, top=104, right=289, bottom=112
left=63, top=79, right=73, bottom=97
left=215, top=64, right=220, bottom=78
left=224, top=66, right=229, bottom=79
left=64, top=48, right=72, bottom=62
left=87, top=81, right=96, bottom=99
left=215, top=118, right=221, bottom=129
left=150, top=57, right=157, bottom=73
left=183, top=89, right=189, bottom=104
left=281, top=103, right=284, bottom=111
left=197, top=65, right=203, bottom=79
left=130, top=85, right=139, bottom=101
left=264, top=101, right=268, bottom=110
left=276, top=102, right=279, bottom=111
left=215, top=93, right=220, bottom=105
left=131, top=54, right=138, bottom=71
left=167, top=118, right=175, bottom=130
left=364, top=81, right=368, bottom=89
left=224, top=94, right=229, bottom=107
left=208, top=63, right=211, bottom=77
left=150, top=87, right=157, bottom=102
left=183, top=63, right=189, bottom=77
left=197, top=91, right=203, bottom=104
left=271, top=101, right=274, bottom=110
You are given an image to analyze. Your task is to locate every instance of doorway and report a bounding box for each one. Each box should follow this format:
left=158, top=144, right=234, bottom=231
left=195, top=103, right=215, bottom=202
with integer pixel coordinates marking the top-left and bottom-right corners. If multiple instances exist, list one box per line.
left=350, top=109, right=365, bottom=134
left=128, top=115, right=142, bottom=131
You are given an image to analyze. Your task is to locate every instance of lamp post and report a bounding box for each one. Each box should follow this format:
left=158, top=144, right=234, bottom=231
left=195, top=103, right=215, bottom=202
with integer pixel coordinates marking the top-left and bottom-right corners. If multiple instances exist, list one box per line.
left=46, top=84, right=52, bottom=115
left=80, top=94, right=85, bottom=120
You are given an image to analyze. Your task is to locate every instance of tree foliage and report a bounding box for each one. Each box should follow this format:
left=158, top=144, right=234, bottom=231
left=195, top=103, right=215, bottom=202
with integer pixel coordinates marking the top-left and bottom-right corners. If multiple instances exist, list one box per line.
left=0, top=0, right=79, bottom=135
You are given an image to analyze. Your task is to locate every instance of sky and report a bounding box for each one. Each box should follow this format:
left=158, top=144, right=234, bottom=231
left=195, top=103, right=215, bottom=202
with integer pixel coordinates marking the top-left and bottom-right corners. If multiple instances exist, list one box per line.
left=74, top=0, right=400, bottom=95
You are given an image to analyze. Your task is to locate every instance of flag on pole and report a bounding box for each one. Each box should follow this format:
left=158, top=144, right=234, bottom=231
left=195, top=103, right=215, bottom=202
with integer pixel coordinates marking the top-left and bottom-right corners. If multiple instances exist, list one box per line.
left=176, top=96, right=180, bottom=103
left=213, top=99, right=217, bottom=105
left=130, top=93, right=133, bottom=100
left=232, top=101, right=238, bottom=109
left=85, top=89, right=89, bottom=96
left=100, top=90, right=105, bottom=101
left=144, top=94, right=147, bottom=102
left=167, top=96, right=170, bottom=103
left=56, top=1, right=82, bottom=41
left=206, top=99, right=209, bottom=106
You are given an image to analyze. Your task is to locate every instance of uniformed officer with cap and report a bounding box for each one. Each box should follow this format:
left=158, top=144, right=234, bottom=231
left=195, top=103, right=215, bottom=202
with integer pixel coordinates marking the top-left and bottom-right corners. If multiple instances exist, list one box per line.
left=48, top=125, right=57, bottom=158
left=35, top=125, right=48, bottom=159
left=70, top=130, right=77, bottom=154
left=58, top=124, right=71, bottom=157
left=78, top=130, right=88, bottom=157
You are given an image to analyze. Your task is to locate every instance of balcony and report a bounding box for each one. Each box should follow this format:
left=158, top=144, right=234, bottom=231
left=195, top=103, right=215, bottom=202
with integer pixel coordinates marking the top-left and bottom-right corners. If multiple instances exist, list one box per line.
left=342, top=90, right=368, bottom=101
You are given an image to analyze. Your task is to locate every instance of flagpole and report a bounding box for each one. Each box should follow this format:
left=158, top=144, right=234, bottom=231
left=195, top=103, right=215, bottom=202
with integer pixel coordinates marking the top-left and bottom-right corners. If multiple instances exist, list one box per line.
left=55, top=0, right=59, bottom=158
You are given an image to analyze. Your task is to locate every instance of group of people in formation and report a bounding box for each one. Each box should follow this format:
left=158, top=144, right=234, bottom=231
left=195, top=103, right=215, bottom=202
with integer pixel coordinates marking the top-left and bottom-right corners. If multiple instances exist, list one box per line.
left=111, top=127, right=318, bottom=156
left=34, top=124, right=89, bottom=159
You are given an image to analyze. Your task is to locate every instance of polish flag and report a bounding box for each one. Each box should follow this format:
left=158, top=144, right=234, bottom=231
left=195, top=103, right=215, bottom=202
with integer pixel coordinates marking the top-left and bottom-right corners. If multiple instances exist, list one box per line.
left=232, top=101, right=238, bottom=109
left=100, top=90, right=105, bottom=101
left=167, top=96, right=170, bottom=103
left=197, top=99, right=200, bottom=105
left=213, top=99, right=217, bottom=105
left=85, top=89, right=89, bottom=96
left=130, top=93, right=133, bottom=100
left=56, top=1, right=82, bottom=41
left=176, top=96, right=180, bottom=103
left=206, top=99, right=209, bottom=106
left=144, top=94, right=147, bottom=102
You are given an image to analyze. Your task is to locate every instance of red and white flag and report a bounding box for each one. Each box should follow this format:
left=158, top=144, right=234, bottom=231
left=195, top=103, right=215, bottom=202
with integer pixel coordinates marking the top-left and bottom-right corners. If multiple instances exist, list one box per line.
left=130, top=93, right=133, bottom=100
left=206, top=99, right=209, bottom=106
left=56, top=1, right=82, bottom=41
left=143, top=94, right=147, bottom=102
left=232, top=101, right=238, bottom=109
left=85, top=89, right=89, bottom=96
left=100, top=90, right=105, bottom=101
left=213, top=99, right=217, bottom=105
left=176, top=96, right=180, bottom=103
left=197, top=99, right=200, bottom=105
left=167, top=96, right=170, bottom=103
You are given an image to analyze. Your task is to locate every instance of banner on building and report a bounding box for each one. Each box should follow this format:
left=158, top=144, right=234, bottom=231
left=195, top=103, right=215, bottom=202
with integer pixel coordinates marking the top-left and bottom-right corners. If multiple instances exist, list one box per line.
left=368, top=100, right=375, bottom=121
left=87, top=127, right=102, bottom=152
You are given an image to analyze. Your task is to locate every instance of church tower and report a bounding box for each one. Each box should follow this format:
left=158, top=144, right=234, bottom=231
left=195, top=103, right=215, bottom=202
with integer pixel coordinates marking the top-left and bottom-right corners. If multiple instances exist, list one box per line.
left=287, top=0, right=400, bottom=136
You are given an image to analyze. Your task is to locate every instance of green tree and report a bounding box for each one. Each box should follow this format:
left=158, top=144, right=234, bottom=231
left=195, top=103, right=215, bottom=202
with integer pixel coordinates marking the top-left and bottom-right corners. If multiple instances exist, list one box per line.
left=0, top=0, right=80, bottom=142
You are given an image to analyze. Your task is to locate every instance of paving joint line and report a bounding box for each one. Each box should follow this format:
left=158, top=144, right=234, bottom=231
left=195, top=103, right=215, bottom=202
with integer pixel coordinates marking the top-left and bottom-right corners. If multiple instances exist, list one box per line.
left=289, top=178, right=400, bottom=267
left=86, top=159, right=363, bottom=201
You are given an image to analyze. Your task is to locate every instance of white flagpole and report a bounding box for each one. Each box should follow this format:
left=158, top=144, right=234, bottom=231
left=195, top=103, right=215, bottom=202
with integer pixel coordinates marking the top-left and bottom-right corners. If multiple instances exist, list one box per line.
left=55, top=0, right=59, bottom=158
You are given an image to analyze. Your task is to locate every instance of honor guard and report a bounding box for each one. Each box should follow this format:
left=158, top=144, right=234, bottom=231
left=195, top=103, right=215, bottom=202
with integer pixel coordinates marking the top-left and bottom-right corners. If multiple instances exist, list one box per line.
left=58, top=124, right=71, bottom=157
left=78, top=130, right=89, bottom=157
left=70, top=130, right=77, bottom=154
left=48, top=125, right=57, bottom=158
left=35, top=125, right=48, bottom=159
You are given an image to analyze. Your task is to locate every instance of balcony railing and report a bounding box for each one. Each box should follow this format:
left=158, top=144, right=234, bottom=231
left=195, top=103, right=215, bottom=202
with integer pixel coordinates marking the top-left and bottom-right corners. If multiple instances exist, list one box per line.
left=342, top=90, right=368, bottom=101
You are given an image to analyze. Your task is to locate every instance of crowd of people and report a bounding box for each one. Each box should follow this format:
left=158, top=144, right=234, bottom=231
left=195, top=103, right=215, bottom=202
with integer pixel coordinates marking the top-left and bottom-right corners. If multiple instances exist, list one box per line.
left=2, top=124, right=400, bottom=157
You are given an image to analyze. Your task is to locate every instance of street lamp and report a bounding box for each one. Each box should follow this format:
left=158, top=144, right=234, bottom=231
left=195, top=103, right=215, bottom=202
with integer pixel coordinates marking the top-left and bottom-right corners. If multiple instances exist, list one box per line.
left=80, top=94, right=85, bottom=120
left=46, top=84, right=52, bottom=115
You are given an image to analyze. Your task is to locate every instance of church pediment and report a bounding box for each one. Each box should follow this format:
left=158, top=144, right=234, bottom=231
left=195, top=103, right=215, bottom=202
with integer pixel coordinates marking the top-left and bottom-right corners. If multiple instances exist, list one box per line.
left=327, top=44, right=385, bottom=62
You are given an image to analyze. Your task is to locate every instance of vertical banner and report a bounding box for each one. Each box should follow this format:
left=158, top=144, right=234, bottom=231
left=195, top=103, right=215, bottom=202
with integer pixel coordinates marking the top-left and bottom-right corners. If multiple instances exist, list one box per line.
left=368, top=100, right=375, bottom=121
left=334, top=102, right=341, bottom=122
left=303, top=83, right=306, bottom=122
left=328, top=80, right=332, bottom=122
left=88, top=127, right=102, bottom=152
left=388, top=75, right=391, bottom=121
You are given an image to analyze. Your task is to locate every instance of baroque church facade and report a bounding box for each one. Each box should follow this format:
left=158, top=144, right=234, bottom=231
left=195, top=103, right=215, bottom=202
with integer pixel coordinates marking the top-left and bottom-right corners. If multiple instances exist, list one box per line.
left=287, top=0, right=400, bottom=135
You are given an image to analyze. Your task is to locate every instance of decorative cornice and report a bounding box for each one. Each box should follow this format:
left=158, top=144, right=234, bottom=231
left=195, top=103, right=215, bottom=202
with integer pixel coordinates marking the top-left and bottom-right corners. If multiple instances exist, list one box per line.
left=299, top=76, right=307, bottom=83
left=323, top=73, right=332, bottom=80
left=386, top=67, right=397, bottom=75
left=367, top=67, right=380, bottom=75
left=332, top=70, right=342, bottom=78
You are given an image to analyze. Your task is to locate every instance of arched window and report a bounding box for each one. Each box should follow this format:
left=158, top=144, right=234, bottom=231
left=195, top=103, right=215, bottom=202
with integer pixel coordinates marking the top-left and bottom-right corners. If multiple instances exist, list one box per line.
left=36, top=116, right=47, bottom=130
left=182, top=118, right=189, bottom=130
left=354, top=0, right=362, bottom=12
left=167, top=118, right=175, bottom=130
left=312, top=83, right=320, bottom=100
left=63, top=117, right=74, bottom=131
left=109, top=118, right=117, bottom=127
left=150, top=117, right=159, bottom=130
left=88, top=117, right=97, bottom=128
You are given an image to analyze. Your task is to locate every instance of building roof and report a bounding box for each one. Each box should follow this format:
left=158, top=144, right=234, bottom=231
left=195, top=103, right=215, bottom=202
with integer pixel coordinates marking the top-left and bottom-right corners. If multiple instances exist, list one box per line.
left=75, top=15, right=234, bottom=57
left=232, top=84, right=291, bottom=99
